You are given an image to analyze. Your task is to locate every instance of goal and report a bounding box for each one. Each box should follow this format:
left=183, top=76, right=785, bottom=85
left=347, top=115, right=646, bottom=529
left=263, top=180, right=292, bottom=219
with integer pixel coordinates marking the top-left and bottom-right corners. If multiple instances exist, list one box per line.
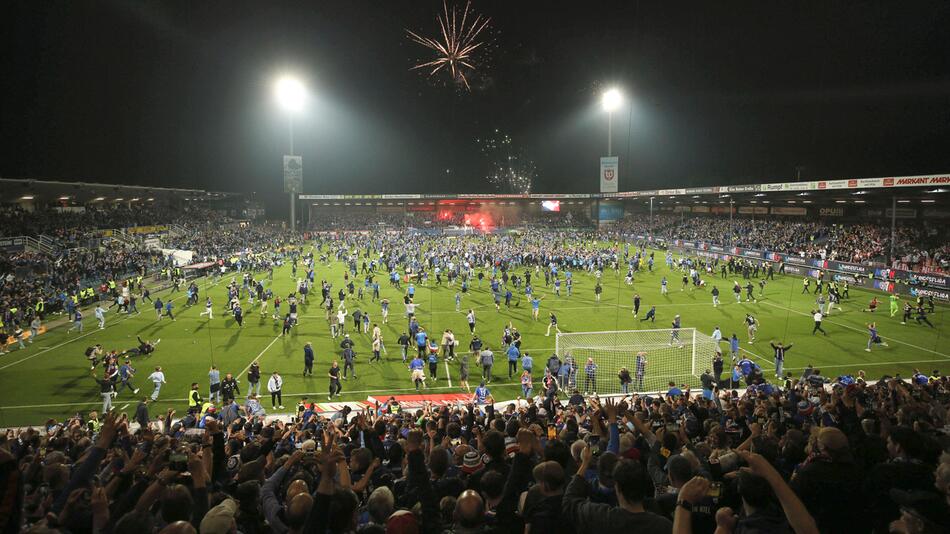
left=554, top=328, right=720, bottom=395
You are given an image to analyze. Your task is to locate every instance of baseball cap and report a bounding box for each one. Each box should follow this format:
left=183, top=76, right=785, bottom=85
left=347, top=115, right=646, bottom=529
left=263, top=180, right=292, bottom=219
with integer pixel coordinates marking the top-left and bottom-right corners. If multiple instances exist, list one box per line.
left=200, top=498, right=238, bottom=534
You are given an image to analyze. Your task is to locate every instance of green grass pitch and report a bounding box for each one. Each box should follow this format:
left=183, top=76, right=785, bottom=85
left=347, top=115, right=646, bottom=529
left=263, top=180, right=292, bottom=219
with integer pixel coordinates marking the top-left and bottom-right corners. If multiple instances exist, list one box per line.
left=0, top=247, right=945, bottom=427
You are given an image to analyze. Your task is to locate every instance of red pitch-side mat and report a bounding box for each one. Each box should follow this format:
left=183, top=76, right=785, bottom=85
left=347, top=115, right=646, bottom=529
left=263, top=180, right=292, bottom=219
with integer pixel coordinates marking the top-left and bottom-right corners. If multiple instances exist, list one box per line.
left=365, top=393, right=471, bottom=411
left=311, top=401, right=369, bottom=413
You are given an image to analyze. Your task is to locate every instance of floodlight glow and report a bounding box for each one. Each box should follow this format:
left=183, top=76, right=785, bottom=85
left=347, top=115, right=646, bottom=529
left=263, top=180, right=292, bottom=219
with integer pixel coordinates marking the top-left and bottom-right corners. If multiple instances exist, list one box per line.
left=601, top=88, right=623, bottom=112
left=274, top=76, right=306, bottom=112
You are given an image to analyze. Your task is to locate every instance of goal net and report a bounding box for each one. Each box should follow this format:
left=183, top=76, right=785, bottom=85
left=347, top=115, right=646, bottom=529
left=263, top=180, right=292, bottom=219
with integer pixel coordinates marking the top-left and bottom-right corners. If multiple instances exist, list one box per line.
left=554, top=328, right=720, bottom=395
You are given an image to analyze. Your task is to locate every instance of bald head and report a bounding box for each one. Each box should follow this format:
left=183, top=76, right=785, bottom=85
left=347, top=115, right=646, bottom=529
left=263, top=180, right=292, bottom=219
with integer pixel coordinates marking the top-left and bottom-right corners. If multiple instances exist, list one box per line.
left=454, top=490, right=485, bottom=528
left=158, top=521, right=196, bottom=534
left=286, top=493, right=313, bottom=531
left=817, top=427, right=851, bottom=460
left=286, top=478, right=309, bottom=500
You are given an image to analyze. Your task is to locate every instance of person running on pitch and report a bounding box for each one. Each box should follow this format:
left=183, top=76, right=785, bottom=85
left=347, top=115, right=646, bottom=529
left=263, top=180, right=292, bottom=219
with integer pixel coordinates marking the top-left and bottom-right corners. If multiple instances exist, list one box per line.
left=812, top=309, right=828, bottom=335
left=889, top=294, right=900, bottom=317
left=915, top=305, right=935, bottom=328
left=634, top=304, right=655, bottom=324
left=669, top=314, right=683, bottom=347
left=328, top=360, right=342, bottom=400
left=901, top=302, right=914, bottom=325
left=745, top=313, right=758, bottom=343
left=199, top=296, right=213, bottom=319
left=545, top=312, right=561, bottom=337
left=865, top=322, right=889, bottom=352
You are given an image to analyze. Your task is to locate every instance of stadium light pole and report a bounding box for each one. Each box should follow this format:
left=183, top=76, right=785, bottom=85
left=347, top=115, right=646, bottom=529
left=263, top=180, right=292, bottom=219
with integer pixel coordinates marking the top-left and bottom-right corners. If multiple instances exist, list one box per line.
left=274, top=76, right=307, bottom=231
left=601, top=88, right=623, bottom=157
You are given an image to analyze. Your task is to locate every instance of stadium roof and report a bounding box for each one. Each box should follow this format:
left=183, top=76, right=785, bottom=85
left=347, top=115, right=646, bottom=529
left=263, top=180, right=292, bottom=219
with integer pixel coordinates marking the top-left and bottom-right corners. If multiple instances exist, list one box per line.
left=0, top=178, right=242, bottom=204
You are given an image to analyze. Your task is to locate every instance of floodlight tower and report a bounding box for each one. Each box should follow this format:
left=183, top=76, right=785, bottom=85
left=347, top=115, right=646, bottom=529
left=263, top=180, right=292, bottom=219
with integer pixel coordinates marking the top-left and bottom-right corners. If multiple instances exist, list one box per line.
left=601, top=88, right=623, bottom=156
left=274, top=76, right=306, bottom=231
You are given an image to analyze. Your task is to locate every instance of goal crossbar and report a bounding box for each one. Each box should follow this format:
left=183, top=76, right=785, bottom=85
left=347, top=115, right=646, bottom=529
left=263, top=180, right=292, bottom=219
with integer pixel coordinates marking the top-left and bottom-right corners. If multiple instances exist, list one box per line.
left=554, top=328, right=719, bottom=395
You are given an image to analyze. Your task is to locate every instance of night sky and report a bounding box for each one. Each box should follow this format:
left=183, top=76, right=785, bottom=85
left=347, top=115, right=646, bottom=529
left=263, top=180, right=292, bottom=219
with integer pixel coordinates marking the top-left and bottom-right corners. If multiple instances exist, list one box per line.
left=3, top=1, right=950, bottom=203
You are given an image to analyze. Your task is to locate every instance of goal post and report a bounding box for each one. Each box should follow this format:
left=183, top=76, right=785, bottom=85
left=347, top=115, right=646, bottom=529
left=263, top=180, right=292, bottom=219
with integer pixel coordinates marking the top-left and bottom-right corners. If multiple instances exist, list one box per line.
left=554, top=328, right=720, bottom=395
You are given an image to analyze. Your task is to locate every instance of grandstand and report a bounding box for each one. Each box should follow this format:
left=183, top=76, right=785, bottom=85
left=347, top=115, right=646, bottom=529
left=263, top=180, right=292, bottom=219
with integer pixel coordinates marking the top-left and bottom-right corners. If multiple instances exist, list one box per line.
left=3, top=3, right=950, bottom=531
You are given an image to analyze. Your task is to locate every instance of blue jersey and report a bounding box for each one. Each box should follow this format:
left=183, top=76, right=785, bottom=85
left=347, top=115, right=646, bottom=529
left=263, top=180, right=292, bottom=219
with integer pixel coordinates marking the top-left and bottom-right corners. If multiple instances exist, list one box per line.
left=507, top=345, right=520, bottom=361
left=738, top=358, right=753, bottom=375
left=409, top=358, right=424, bottom=370
left=415, top=332, right=427, bottom=347
left=521, top=355, right=533, bottom=370
left=474, top=386, right=490, bottom=403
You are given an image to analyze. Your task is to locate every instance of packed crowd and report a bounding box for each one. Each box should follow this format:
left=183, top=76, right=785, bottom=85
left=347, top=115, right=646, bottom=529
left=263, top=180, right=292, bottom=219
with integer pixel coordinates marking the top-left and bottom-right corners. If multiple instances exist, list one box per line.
left=611, top=214, right=949, bottom=271
left=166, top=224, right=301, bottom=262
left=2, top=367, right=948, bottom=533
left=0, top=204, right=215, bottom=244
left=0, top=217, right=297, bottom=338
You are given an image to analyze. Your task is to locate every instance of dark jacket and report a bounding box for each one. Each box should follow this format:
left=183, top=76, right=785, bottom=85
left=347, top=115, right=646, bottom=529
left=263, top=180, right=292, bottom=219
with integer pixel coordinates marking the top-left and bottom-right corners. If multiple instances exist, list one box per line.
left=563, top=475, right=672, bottom=534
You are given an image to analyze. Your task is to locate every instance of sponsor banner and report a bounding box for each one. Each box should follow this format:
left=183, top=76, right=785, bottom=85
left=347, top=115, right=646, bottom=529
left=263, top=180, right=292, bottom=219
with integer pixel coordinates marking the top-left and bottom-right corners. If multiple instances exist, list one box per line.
left=709, top=245, right=725, bottom=253
left=891, top=175, right=950, bottom=187
left=909, top=286, right=950, bottom=301
left=461, top=193, right=527, bottom=199
left=782, top=264, right=806, bottom=275
left=830, top=261, right=870, bottom=276
left=600, top=156, right=619, bottom=193
left=737, top=206, right=769, bottom=215
left=685, top=187, right=716, bottom=194
left=819, top=207, right=845, bottom=217
left=873, top=280, right=896, bottom=293
left=283, top=155, right=303, bottom=194
left=858, top=177, right=884, bottom=188
left=127, top=225, right=169, bottom=235
left=726, top=184, right=760, bottom=193
left=817, top=179, right=851, bottom=190
left=760, top=183, right=786, bottom=192
left=832, top=273, right=874, bottom=288
left=299, top=194, right=343, bottom=200
left=527, top=193, right=591, bottom=199
left=691, top=206, right=710, bottom=213
left=770, top=206, right=807, bottom=216
left=811, top=259, right=829, bottom=269
left=0, top=237, right=26, bottom=252
left=658, top=188, right=686, bottom=195
left=906, top=272, right=949, bottom=290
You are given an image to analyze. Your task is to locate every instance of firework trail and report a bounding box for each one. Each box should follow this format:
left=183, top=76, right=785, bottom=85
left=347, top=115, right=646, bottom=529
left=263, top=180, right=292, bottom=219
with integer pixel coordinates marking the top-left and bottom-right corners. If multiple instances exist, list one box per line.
left=406, top=1, right=492, bottom=90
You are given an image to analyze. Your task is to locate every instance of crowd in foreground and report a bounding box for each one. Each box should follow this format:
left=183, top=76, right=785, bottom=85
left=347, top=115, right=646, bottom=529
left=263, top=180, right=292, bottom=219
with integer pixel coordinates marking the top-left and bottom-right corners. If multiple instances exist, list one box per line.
left=1, top=365, right=948, bottom=534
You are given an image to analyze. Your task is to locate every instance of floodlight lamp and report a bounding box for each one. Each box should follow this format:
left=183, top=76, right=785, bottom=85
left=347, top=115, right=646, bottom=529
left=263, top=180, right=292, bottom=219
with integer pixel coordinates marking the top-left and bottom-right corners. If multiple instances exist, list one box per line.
left=274, top=76, right=306, bottom=112
left=601, top=88, right=623, bottom=112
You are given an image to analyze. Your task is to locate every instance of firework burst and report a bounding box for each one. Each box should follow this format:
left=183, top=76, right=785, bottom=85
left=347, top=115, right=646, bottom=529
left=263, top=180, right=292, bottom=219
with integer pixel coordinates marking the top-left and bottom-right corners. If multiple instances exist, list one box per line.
left=406, top=1, right=492, bottom=90
left=478, top=129, right=536, bottom=194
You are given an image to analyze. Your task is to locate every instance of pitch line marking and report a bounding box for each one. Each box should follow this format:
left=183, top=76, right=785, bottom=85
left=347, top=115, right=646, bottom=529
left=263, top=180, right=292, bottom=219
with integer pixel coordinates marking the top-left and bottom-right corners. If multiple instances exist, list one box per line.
left=0, top=280, right=209, bottom=371
left=5, top=358, right=949, bottom=411
left=760, top=301, right=949, bottom=359
left=238, top=334, right=283, bottom=378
